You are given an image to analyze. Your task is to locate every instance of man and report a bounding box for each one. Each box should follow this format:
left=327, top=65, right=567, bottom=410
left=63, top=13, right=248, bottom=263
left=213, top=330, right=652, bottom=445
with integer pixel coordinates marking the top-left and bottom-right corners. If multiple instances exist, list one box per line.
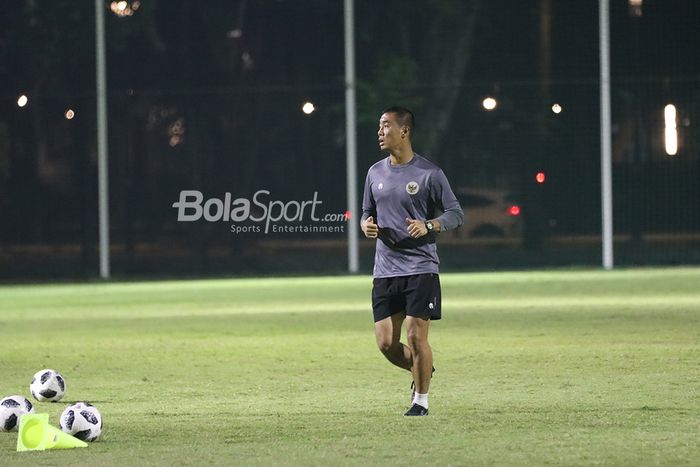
left=361, top=106, right=464, bottom=416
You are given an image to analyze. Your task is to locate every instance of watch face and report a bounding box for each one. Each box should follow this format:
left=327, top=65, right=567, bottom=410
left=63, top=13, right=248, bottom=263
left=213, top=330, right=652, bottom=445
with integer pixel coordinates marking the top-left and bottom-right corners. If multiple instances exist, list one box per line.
left=426, top=221, right=434, bottom=231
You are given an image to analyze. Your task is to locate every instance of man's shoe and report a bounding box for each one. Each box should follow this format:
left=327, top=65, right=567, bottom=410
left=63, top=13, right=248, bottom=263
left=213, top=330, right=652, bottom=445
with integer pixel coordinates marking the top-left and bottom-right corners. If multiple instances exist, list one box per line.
left=404, top=403, right=429, bottom=416
left=410, top=366, right=436, bottom=404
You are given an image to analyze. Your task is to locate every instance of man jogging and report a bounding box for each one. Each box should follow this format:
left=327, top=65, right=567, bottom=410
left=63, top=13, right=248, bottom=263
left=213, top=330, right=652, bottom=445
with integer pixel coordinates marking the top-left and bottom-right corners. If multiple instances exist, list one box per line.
left=361, top=106, right=464, bottom=416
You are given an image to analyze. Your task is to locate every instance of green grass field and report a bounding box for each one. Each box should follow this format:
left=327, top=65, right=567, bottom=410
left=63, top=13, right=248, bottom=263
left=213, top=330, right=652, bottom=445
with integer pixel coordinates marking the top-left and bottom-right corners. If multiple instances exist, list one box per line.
left=1, top=268, right=699, bottom=466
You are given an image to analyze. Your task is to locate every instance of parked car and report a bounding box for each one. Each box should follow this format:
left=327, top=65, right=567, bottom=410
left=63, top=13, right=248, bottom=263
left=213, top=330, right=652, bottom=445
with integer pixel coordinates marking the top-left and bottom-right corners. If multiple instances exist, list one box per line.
left=454, top=188, right=522, bottom=238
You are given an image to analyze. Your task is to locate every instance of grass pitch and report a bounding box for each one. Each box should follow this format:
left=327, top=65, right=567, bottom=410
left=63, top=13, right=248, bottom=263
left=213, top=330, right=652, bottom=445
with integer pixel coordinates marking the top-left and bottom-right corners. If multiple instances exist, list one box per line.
left=0, top=268, right=699, bottom=466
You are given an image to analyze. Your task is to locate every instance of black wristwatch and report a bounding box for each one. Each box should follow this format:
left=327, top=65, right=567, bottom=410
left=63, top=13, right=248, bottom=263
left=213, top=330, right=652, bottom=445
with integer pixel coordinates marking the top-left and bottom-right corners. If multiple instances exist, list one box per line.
left=425, top=220, right=435, bottom=233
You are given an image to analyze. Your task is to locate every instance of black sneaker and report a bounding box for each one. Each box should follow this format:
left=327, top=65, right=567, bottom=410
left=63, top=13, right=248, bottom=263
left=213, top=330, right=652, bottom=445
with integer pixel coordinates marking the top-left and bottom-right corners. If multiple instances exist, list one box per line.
left=404, top=403, right=429, bottom=416
left=410, top=366, right=436, bottom=404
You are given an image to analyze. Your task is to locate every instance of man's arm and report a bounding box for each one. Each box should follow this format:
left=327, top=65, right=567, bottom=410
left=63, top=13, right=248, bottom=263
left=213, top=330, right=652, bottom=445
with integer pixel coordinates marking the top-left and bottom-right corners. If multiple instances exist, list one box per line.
left=361, top=172, right=378, bottom=238
left=406, top=170, right=463, bottom=239
left=432, top=169, right=464, bottom=232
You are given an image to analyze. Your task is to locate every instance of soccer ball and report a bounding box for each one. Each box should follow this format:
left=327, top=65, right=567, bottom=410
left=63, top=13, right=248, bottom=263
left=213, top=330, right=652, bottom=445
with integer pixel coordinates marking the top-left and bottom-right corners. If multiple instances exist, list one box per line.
left=30, top=369, right=66, bottom=402
left=59, top=402, right=103, bottom=442
left=0, top=395, right=35, bottom=432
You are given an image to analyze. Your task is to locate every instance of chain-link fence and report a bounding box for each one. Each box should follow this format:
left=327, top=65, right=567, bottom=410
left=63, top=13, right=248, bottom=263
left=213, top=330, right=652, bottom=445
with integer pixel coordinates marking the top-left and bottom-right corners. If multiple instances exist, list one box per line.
left=1, top=0, right=698, bottom=279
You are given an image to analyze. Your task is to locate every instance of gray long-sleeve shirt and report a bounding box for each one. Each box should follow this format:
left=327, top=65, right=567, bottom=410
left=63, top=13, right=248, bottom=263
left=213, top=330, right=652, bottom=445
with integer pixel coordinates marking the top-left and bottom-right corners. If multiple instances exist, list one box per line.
left=361, top=153, right=464, bottom=278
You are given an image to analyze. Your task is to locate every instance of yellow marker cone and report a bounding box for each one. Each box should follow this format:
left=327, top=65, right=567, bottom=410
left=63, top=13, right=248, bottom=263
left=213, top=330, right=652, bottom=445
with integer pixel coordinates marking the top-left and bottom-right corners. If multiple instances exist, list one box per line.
left=16, top=413, right=88, bottom=451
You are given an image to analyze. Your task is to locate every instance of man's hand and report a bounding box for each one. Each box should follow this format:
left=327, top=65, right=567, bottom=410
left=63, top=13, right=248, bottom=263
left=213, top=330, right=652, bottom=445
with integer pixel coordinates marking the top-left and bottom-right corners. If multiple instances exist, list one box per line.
left=362, top=216, right=379, bottom=238
left=406, top=218, right=428, bottom=238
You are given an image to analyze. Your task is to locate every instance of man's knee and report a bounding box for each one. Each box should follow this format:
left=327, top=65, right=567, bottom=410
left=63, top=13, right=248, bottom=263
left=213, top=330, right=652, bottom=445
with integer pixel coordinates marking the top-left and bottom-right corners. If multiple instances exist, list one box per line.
left=376, top=335, right=396, bottom=354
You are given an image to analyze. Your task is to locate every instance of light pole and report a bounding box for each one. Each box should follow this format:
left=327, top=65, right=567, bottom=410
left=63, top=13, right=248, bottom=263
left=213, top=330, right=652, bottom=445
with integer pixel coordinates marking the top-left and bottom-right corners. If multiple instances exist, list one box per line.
left=344, top=0, right=359, bottom=273
left=96, top=0, right=110, bottom=279
left=599, top=0, right=614, bottom=269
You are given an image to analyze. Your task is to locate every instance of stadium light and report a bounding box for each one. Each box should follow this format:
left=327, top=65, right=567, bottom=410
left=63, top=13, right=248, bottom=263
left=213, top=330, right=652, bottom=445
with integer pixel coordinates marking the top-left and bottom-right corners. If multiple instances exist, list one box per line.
left=482, top=97, right=497, bottom=111
left=551, top=103, right=562, bottom=114
left=664, top=104, right=678, bottom=156
left=110, top=0, right=140, bottom=17
left=226, top=29, right=243, bottom=39
left=628, top=0, right=643, bottom=17
left=65, top=109, right=75, bottom=120
left=535, top=172, right=546, bottom=184
left=302, top=102, right=316, bottom=115
left=17, top=94, right=28, bottom=108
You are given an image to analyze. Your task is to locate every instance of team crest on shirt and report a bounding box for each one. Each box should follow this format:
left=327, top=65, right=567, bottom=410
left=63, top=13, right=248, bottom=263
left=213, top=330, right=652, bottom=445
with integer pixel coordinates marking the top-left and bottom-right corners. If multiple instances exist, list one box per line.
left=406, top=181, right=420, bottom=195
left=377, top=183, right=383, bottom=190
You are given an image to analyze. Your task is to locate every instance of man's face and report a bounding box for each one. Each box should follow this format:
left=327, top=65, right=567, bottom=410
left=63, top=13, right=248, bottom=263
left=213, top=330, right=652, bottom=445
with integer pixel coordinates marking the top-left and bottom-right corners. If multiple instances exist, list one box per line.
left=377, top=112, right=406, bottom=152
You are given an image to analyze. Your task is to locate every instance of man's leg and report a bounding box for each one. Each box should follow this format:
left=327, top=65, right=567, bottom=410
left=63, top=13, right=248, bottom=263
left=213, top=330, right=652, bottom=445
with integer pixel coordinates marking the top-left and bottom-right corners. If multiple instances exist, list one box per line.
left=374, top=313, right=412, bottom=371
left=405, top=316, right=432, bottom=394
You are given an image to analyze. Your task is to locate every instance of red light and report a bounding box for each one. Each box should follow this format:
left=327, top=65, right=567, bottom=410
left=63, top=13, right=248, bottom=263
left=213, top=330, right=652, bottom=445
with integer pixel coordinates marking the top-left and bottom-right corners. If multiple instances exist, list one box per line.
left=535, top=172, right=546, bottom=184
left=344, top=210, right=351, bottom=220
left=508, top=205, right=521, bottom=216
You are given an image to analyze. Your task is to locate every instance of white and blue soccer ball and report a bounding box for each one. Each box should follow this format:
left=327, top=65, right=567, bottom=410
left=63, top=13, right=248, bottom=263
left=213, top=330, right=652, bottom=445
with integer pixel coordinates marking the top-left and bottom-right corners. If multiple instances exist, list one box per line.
left=0, top=395, right=35, bottom=432
left=30, top=369, right=66, bottom=402
left=59, top=402, right=103, bottom=442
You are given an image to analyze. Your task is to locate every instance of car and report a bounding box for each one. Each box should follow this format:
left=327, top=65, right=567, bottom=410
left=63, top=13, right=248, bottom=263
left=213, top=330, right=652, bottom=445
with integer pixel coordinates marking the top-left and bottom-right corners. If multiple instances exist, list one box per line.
left=454, top=188, right=522, bottom=238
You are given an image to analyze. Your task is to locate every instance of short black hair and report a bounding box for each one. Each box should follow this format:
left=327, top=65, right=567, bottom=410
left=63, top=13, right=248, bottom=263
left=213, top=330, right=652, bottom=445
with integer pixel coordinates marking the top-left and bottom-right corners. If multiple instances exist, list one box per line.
left=383, top=106, right=415, bottom=136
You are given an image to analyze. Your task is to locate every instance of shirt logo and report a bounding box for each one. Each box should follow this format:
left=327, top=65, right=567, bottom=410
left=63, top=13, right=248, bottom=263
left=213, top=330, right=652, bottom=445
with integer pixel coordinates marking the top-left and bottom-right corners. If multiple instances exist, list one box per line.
left=406, top=181, right=419, bottom=195
left=428, top=302, right=434, bottom=310
left=377, top=183, right=383, bottom=190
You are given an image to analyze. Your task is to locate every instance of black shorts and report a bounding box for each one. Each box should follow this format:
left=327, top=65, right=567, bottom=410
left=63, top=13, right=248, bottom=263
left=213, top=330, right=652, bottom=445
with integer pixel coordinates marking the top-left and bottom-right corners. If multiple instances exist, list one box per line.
left=372, top=273, right=442, bottom=323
